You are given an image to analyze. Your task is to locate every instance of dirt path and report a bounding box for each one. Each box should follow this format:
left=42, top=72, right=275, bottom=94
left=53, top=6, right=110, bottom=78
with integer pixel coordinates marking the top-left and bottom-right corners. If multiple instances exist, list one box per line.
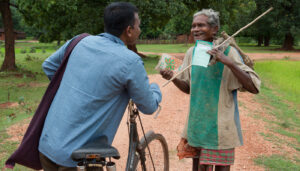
left=141, top=52, right=300, bottom=61
left=4, top=53, right=299, bottom=170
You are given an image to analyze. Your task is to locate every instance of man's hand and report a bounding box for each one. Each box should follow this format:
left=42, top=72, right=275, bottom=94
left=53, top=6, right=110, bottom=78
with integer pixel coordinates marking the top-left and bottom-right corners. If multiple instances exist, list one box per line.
left=160, top=69, right=190, bottom=94
left=160, top=69, right=174, bottom=80
left=207, top=48, right=233, bottom=66
left=208, top=48, right=258, bottom=94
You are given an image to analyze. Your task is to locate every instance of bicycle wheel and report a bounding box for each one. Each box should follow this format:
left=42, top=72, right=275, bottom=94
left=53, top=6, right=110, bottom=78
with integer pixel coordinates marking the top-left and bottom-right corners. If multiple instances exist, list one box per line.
left=136, top=131, right=169, bottom=171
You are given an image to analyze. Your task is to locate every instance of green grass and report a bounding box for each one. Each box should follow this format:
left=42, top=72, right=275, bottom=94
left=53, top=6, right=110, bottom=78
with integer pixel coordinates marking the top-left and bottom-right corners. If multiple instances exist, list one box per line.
left=142, top=54, right=160, bottom=74
left=253, top=60, right=300, bottom=169
left=0, top=42, right=52, bottom=170
left=255, top=61, right=300, bottom=106
left=0, top=74, right=47, bottom=170
left=137, top=43, right=193, bottom=53
left=254, top=155, right=300, bottom=171
left=239, top=44, right=300, bottom=53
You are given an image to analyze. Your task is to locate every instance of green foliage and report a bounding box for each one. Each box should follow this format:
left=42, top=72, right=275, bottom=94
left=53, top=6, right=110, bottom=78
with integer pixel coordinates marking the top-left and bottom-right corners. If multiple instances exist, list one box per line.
left=29, top=47, right=36, bottom=53
left=163, top=3, right=193, bottom=37
left=15, top=0, right=108, bottom=42
left=25, top=54, right=32, bottom=61
left=20, top=49, right=26, bottom=54
left=239, top=0, right=300, bottom=48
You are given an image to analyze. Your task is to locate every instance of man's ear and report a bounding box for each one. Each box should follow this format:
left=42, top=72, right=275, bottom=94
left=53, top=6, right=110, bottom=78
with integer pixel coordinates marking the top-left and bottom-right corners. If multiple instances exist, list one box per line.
left=125, top=26, right=132, bottom=38
left=213, top=26, right=219, bottom=35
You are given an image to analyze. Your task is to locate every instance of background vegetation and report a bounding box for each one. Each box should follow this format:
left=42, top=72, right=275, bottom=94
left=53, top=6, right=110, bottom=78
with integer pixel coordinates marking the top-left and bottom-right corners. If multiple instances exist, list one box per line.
left=1, top=0, right=300, bottom=70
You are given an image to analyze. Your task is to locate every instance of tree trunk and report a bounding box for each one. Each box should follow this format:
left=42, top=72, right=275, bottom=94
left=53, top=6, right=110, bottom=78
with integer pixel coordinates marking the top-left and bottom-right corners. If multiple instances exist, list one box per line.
left=0, top=0, right=17, bottom=71
left=264, top=35, right=270, bottom=47
left=282, top=32, right=294, bottom=50
left=127, top=44, right=147, bottom=58
left=257, top=35, right=263, bottom=47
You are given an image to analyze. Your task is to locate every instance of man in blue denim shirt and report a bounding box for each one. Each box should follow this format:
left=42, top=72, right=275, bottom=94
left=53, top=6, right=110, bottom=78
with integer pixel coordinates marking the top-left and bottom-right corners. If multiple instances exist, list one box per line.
left=38, top=2, right=162, bottom=170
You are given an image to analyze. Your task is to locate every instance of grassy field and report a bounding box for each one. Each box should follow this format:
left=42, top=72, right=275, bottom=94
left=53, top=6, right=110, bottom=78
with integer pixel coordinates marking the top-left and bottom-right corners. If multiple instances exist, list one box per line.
left=136, top=43, right=300, bottom=53
left=0, top=42, right=299, bottom=170
left=253, top=61, right=300, bottom=170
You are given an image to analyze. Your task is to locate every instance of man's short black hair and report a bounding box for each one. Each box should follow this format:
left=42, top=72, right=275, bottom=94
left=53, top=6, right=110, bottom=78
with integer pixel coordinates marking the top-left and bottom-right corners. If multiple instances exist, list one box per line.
left=104, top=2, right=138, bottom=37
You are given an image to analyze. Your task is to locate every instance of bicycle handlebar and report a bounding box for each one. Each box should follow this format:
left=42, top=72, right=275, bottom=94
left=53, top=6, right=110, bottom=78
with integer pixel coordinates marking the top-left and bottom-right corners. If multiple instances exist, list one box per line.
left=128, top=100, right=162, bottom=119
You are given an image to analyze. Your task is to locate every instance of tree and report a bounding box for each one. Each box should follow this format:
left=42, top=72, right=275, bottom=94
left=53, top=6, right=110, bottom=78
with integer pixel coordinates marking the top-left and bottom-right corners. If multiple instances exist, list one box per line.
left=164, top=0, right=246, bottom=37
left=14, top=0, right=181, bottom=57
left=0, top=0, right=16, bottom=71
left=15, top=0, right=108, bottom=43
left=126, top=0, right=180, bottom=55
left=243, top=0, right=300, bottom=50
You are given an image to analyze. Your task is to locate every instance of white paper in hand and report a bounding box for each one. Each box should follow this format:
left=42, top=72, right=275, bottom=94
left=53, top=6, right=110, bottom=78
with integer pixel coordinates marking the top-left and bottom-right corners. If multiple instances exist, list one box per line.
left=192, top=40, right=213, bottom=67
left=155, top=53, right=176, bottom=71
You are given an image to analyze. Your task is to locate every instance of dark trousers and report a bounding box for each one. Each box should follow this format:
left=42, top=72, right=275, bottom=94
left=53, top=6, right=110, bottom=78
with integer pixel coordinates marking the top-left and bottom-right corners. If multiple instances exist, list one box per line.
left=39, top=152, right=77, bottom=171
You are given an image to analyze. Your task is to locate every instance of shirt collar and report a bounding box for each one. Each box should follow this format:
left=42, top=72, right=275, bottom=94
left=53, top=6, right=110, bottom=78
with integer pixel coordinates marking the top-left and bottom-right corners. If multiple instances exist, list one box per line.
left=98, top=33, right=125, bottom=46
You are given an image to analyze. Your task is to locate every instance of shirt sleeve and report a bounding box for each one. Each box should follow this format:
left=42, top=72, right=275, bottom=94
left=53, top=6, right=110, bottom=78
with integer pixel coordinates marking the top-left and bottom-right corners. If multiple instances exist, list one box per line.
left=177, top=46, right=194, bottom=86
left=42, top=39, right=73, bottom=80
left=225, top=47, right=261, bottom=92
left=125, top=57, right=162, bottom=114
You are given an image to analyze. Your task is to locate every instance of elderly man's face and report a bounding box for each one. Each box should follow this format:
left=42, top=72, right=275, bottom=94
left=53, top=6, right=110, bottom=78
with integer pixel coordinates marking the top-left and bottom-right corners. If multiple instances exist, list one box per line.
left=191, top=15, right=218, bottom=42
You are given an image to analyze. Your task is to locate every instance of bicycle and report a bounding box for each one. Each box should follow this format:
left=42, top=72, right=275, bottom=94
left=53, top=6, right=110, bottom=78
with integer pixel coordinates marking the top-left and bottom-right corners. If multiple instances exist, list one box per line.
left=71, top=100, right=169, bottom=171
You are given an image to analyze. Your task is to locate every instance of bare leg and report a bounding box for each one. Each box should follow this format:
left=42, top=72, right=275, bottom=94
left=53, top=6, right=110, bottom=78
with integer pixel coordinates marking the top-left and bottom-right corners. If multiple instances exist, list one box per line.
left=215, top=165, right=230, bottom=171
left=198, top=164, right=213, bottom=171
left=192, top=158, right=199, bottom=171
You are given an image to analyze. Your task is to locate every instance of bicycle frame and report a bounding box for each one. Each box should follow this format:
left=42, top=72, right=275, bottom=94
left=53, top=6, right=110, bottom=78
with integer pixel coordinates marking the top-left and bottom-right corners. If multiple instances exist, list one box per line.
left=126, top=100, right=146, bottom=170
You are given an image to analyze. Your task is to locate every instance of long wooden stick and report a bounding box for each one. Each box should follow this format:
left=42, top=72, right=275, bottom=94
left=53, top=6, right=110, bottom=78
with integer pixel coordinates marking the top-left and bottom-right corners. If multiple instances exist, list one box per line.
left=162, top=64, right=191, bottom=87
left=162, top=7, right=273, bottom=87
left=215, top=7, right=273, bottom=49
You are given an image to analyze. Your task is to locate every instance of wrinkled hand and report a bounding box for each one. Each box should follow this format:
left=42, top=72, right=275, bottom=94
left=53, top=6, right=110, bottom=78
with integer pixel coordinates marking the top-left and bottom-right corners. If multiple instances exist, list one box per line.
left=207, top=48, right=233, bottom=66
left=160, top=69, right=174, bottom=80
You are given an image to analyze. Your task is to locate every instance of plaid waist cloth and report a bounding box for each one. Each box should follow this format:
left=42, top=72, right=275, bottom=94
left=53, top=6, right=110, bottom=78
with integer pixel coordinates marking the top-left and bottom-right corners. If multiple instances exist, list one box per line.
left=177, top=138, right=234, bottom=165
left=199, top=148, right=234, bottom=166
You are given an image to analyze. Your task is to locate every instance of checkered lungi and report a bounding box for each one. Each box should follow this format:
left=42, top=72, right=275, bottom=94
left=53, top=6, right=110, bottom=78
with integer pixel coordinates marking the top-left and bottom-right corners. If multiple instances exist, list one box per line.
left=199, top=148, right=235, bottom=166
left=177, top=138, right=235, bottom=165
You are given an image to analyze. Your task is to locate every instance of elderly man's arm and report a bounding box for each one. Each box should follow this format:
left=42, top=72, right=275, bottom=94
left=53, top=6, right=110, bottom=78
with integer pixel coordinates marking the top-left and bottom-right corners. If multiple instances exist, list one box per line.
left=225, top=63, right=258, bottom=94
left=207, top=48, right=258, bottom=94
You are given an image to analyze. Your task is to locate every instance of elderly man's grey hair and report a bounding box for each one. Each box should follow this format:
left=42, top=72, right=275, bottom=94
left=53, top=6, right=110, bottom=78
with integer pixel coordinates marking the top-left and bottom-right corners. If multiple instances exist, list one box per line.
left=194, top=9, right=220, bottom=29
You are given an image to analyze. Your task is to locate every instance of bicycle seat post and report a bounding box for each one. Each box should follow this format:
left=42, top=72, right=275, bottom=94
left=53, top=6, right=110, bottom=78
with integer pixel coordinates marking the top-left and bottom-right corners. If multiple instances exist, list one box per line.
left=106, top=157, right=116, bottom=171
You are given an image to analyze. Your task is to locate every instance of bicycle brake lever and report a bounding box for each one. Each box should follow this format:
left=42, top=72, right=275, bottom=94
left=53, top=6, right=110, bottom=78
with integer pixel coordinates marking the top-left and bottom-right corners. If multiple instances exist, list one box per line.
left=153, top=105, right=161, bottom=119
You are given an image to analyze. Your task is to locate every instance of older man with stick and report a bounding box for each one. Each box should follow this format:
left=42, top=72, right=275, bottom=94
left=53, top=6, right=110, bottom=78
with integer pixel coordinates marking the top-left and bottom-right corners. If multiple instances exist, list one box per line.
left=160, top=9, right=261, bottom=171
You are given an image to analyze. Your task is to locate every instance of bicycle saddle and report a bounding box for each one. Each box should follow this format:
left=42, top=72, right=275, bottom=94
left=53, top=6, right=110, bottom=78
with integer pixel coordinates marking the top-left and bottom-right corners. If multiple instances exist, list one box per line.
left=71, top=136, right=120, bottom=161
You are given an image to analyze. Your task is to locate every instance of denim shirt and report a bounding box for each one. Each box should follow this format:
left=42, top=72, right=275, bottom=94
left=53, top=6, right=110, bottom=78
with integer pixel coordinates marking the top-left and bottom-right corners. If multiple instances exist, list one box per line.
left=39, top=33, right=162, bottom=167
